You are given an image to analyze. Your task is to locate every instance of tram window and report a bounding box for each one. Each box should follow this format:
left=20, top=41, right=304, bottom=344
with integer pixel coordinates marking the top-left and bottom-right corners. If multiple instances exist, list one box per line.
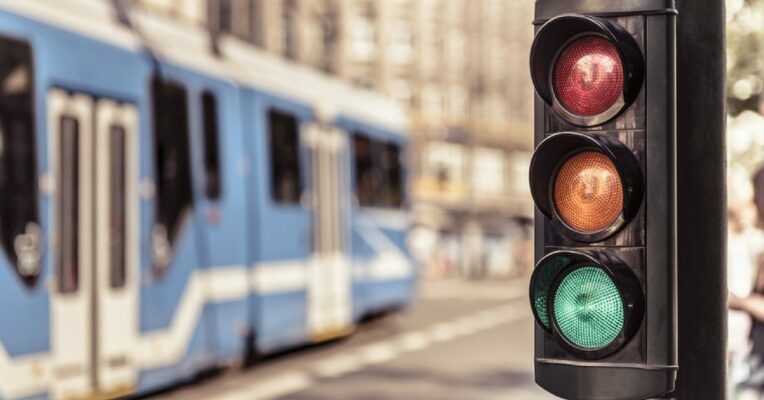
left=58, top=116, right=79, bottom=293
left=268, top=110, right=302, bottom=204
left=0, top=37, right=40, bottom=287
left=382, top=143, right=404, bottom=208
left=109, top=125, right=126, bottom=288
left=201, top=91, right=222, bottom=200
left=151, top=78, right=193, bottom=254
left=352, top=133, right=405, bottom=209
left=352, top=135, right=375, bottom=207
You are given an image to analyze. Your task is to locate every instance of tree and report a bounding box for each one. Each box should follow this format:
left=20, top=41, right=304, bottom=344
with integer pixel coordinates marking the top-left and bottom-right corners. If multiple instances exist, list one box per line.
left=727, top=0, right=764, bottom=116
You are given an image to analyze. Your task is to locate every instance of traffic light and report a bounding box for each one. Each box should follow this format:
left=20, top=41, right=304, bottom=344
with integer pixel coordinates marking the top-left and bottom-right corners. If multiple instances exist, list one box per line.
left=528, top=2, right=677, bottom=399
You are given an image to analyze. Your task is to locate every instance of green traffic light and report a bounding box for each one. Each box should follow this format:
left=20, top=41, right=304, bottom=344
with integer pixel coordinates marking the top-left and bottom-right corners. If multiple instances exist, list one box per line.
left=552, top=266, right=624, bottom=350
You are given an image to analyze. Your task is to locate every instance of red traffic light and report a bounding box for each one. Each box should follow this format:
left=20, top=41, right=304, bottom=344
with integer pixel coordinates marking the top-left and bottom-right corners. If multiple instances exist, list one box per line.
left=554, top=36, right=624, bottom=117
left=530, top=15, right=643, bottom=126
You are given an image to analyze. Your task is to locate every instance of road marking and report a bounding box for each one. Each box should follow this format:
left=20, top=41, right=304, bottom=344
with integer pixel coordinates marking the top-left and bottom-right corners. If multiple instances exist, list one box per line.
left=311, top=354, right=364, bottom=379
left=200, top=300, right=531, bottom=400
left=358, top=341, right=399, bottom=365
left=396, top=330, right=428, bottom=352
left=428, top=322, right=458, bottom=343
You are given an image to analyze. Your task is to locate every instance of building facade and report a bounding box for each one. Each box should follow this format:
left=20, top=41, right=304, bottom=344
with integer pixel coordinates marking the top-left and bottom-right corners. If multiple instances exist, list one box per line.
left=136, top=0, right=535, bottom=277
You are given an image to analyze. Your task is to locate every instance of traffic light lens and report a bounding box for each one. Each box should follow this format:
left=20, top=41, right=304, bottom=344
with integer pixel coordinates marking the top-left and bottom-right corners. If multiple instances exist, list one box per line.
left=553, top=266, right=625, bottom=350
left=554, top=151, right=623, bottom=233
left=530, top=255, right=570, bottom=330
left=554, top=36, right=624, bottom=117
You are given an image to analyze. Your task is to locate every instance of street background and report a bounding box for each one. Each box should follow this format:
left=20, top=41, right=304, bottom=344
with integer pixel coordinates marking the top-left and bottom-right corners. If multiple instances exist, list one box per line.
left=140, top=0, right=764, bottom=398
left=139, top=1, right=540, bottom=397
left=6, top=0, right=764, bottom=398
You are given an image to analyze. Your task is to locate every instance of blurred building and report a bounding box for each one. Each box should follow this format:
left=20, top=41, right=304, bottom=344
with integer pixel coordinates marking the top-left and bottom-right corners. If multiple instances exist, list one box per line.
left=135, top=0, right=535, bottom=277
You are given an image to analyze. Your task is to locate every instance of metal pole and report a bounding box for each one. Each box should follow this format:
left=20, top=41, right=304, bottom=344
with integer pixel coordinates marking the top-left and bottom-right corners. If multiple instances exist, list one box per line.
left=672, top=0, right=727, bottom=398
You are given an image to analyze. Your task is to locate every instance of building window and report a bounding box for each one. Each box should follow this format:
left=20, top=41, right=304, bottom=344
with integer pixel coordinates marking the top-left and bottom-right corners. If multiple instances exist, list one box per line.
left=421, top=1, right=443, bottom=75
left=447, top=29, right=466, bottom=72
left=389, top=79, right=413, bottom=108
left=448, top=84, right=467, bottom=120
left=389, top=17, right=413, bottom=65
left=422, top=141, right=466, bottom=198
left=283, top=0, right=299, bottom=60
left=151, top=77, right=193, bottom=269
left=350, top=0, right=377, bottom=62
left=422, top=85, right=443, bottom=119
left=268, top=109, right=302, bottom=204
left=318, top=0, right=340, bottom=72
left=202, top=91, right=222, bottom=200
left=509, top=152, right=532, bottom=196
left=251, top=0, right=264, bottom=45
left=210, top=0, right=233, bottom=34
left=353, top=134, right=405, bottom=209
left=472, top=147, right=506, bottom=198
left=0, top=36, right=40, bottom=287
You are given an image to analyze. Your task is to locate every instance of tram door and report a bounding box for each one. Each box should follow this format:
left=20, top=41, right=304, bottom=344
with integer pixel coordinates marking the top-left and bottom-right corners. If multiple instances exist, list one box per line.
left=48, top=90, right=139, bottom=399
left=305, top=123, right=352, bottom=339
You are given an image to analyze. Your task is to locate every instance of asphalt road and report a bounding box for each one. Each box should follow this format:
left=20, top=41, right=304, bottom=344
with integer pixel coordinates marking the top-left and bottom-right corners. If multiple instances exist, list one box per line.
left=149, top=278, right=558, bottom=400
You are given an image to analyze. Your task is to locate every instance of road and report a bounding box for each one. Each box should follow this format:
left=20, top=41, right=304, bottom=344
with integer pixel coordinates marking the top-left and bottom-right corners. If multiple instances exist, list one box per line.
left=149, top=278, right=558, bottom=400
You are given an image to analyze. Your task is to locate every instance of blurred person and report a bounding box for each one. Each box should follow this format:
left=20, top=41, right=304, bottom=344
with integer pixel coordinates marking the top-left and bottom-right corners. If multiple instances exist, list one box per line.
left=728, top=166, right=764, bottom=399
left=462, top=221, right=486, bottom=279
left=508, top=220, right=534, bottom=277
left=408, top=223, right=438, bottom=277
left=433, top=231, right=460, bottom=278
left=485, top=234, right=512, bottom=278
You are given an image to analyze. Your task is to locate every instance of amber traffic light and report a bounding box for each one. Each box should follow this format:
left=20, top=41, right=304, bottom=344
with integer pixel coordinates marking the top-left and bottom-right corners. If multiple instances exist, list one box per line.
left=553, top=151, right=624, bottom=233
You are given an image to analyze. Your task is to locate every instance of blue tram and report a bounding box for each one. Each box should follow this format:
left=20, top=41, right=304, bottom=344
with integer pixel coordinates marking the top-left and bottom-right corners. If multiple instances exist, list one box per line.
left=0, top=1, right=415, bottom=398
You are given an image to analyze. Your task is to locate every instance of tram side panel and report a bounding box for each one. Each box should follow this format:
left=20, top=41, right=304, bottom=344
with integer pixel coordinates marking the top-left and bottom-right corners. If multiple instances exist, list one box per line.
left=245, top=90, right=314, bottom=354
left=0, top=4, right=416, bottom=398
left=0, top=13, right=53, bottom=400
left=133, top=64, right=214, bottom=392
left=0, top=11, right=160, bottom=399
left=340, top=118, right=416, bottom=320
left=178, top=71, right=251, bottom=367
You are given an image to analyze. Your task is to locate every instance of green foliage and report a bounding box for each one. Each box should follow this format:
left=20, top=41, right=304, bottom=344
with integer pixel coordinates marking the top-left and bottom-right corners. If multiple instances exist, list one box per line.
left=727, top=0, right=764, bottom=116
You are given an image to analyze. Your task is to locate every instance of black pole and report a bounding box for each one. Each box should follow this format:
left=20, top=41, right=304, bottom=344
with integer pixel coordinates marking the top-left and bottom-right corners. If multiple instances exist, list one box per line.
left=672, top=0, right=727, bottom=398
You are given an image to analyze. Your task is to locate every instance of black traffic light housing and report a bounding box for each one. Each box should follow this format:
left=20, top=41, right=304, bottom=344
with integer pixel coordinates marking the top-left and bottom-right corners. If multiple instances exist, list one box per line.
left=529, top=1, right=677, bottom=399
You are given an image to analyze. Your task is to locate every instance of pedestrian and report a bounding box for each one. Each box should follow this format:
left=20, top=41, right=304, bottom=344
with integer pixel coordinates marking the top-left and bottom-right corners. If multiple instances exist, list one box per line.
left=728, top=166, right=764, bottom=399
